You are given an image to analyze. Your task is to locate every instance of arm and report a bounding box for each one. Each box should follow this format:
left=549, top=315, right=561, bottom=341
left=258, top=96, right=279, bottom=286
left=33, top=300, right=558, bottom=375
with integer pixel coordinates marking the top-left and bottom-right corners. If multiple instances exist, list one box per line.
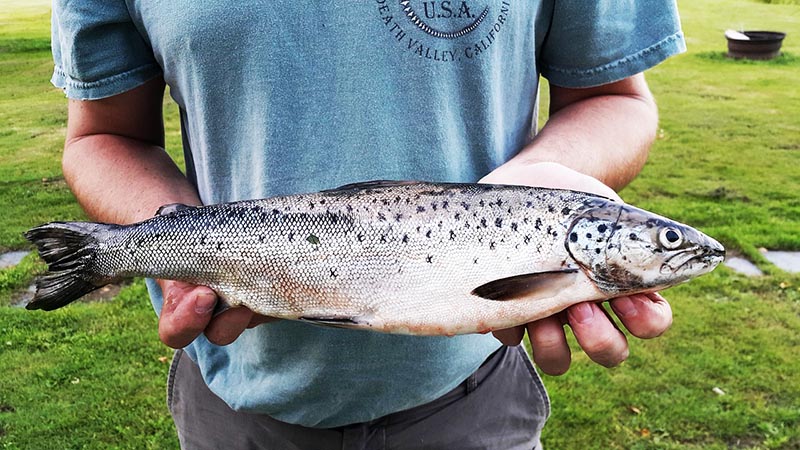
left=481, top=73, right=673, bottom=375
left=63, top=77, right=268, bottom=348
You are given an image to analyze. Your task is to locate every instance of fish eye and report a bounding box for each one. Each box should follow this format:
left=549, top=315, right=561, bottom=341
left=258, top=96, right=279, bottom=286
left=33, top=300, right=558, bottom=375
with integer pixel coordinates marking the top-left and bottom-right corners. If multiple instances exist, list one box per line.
left=659, top=227, right=683, bottom=249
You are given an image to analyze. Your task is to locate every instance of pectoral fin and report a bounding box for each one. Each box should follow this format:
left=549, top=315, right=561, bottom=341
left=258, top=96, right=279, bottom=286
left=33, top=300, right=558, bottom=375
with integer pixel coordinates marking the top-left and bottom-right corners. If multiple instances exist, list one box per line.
left=471, top=269, right=580, bottom=301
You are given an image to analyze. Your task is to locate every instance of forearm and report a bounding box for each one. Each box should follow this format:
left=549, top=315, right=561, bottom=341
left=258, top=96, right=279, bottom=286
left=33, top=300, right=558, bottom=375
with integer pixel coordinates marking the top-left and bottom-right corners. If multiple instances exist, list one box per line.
left=485, top=75, right=659, bottom=191
left=63, top=134, right=201, bottom=225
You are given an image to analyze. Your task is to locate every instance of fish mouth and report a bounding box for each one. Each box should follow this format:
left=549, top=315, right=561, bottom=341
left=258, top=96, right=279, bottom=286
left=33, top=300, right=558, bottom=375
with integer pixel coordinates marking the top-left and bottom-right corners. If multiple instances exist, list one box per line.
left=660, top=244, right=726, bottom=275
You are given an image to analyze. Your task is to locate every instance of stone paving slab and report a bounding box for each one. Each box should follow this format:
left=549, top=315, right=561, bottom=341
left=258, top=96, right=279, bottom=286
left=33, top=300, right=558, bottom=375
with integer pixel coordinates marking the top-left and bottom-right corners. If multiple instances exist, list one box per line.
left=761, top=250, right=800, bottom=274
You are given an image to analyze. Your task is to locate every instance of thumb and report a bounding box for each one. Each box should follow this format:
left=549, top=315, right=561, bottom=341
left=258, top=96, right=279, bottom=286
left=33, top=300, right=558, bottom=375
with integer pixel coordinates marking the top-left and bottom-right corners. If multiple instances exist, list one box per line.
left=158, top=280, right=218, bottom=349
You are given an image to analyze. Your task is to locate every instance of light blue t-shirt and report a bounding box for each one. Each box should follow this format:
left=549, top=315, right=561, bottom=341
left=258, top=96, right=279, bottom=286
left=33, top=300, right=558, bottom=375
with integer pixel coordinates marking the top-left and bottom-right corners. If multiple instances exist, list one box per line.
left=51, top=0, right=685, bottom=428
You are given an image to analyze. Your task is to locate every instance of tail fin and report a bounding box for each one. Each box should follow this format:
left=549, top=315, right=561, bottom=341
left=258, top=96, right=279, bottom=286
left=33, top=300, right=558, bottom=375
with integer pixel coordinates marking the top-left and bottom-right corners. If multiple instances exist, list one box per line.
left=24, top=222, right=116, bottom=311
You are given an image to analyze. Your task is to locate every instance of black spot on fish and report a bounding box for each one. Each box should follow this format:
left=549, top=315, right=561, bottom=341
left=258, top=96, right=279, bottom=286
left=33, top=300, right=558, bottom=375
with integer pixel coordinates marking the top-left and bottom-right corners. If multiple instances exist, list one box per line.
left=534, top=218, right=542, bottom=231
left=454, top=212, right=461, bottom=220
left=598, top=224, right=608, bottom=233
left=629, top=233, right=638, bottom=241
left=378, top=212, right=386, bottom=221
left=319, top=199, right=326, bottom=205
left=526, top=201, right=533, bottom=208
left=511, top=222, right=518, bottom=232
left=495, top=218, right=503, bottom=228
left=480, top=218, right=487, bottom=228
left=431, top=202, right=438, bottom=211
left=402, top=234, right=409, bottom=244
left=479, top=200, right=485, bottom=207
left=426, top=230, right=432, bottom=238
left=200, top=236, right=207, bottom=245
left=346, top=204, right=353, bottom=213
left=587, top=233, right=593, bottom=239
left=442, top=200, right=449, bottom=209
left=394, top=213, right=403, bottom=222
left=307, top=235, right=320, bottom=245
left=548, top=205, right=555, bottom=213
left=308, top=202, right=315, bottom=209
left=217, top=242, right=224, bottom=251
left=357, top=233, right=364, bottom=242
left=547, top=225, right=552, bottom=235
left=330, top=268, right=337, bottom=278
left=461, top=202, right=470, bottom=210
left=258, top=235, right=266, bottom=243
left=489, top=241, right=496, bottom=250
left=449, top=230, right=456, bottom=241
left=524, top=235, right=531, bottom=245
left=395, top=196, right=401, bottom=204
left=595, top=248, right=601, bottom=254
left=496, top=198, right=503, bottom=207
left=417, top=206, right=426, bottom=213
left=570, top=232, right=578, bottom=243
left=561, top=207, right=571, bottom=215
left=380, top=235, right=387, bottom=243
left=473, top=257, right=479, bottom=264
left=426, top=255, right=433, bottom=264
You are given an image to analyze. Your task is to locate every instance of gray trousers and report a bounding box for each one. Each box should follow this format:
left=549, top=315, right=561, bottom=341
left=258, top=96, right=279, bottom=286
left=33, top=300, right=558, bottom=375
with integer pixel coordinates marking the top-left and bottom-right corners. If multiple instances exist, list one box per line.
left=168, top=345, right=549, bottom=450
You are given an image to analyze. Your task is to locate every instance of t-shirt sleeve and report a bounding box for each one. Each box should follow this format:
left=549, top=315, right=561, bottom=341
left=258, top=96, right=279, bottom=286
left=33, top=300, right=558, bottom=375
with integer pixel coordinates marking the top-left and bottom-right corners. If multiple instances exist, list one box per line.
left=51, top=0, right=161, bottom=100
left=539, top=0, right=686, bottom=88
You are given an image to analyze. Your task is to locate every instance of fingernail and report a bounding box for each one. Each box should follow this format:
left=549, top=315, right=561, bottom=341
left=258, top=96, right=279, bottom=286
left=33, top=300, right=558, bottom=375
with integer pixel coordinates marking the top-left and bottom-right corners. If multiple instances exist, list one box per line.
left=614, top=297, right=638, bottom=318
left=569, top=303, right=594, bottom=324
left=194, top=292, right=217, bottom=314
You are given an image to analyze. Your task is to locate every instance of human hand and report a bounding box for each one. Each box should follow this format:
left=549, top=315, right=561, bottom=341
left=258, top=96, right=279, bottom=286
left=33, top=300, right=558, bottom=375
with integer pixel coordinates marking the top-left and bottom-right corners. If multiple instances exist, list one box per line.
left=157, top=280, right=276, bottom=348
left=479, top=162, right=673, bottom=375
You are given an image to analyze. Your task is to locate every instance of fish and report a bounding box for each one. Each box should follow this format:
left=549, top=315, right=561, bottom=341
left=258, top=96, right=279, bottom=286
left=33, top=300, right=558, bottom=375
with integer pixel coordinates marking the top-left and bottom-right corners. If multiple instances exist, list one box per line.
left=24, top=181, right=725, bottom=336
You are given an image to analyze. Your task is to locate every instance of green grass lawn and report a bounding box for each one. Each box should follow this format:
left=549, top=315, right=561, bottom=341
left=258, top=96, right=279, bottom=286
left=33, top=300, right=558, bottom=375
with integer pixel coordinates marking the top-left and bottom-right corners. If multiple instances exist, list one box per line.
left=1, top=0, right=799, bottom=448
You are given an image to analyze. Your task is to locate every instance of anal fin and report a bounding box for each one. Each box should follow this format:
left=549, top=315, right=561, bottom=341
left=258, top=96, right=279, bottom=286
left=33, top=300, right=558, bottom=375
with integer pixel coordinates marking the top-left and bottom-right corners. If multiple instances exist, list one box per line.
left=299, top=316, right=364, bottom=330
left=472, top=269, right=580, bottom=301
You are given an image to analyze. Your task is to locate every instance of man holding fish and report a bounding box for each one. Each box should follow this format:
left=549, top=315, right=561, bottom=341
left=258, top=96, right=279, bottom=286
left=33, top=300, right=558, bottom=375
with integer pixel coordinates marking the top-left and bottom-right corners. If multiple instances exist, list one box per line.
left=47, top=1, right=690, bottom=448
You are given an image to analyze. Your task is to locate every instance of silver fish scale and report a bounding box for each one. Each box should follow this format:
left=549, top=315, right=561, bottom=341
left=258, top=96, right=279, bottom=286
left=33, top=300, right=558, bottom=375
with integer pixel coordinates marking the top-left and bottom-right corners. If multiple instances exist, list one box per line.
left=90, top=183, right=603, bottom=332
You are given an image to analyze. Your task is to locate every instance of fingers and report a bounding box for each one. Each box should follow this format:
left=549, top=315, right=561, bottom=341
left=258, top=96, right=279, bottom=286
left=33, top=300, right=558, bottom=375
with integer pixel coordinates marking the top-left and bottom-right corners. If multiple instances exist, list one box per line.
left=526, top=315, right=571, bottom=375
left=205, top=307, right=256, bottom=346
left=609, top=292, right=673, bottom=339
left=492, top=326, right=525, bottom=346
left=158, top=281, right=218, bottom=349
left=505, top=294, right=671, bottom=375
left=567, top=302, right=629, bottom=368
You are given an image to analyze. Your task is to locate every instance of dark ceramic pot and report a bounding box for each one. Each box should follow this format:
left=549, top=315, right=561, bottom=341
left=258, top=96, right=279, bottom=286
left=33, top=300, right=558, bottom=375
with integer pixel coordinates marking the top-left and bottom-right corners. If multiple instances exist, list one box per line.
left=726, top=31, right=786, bottom=60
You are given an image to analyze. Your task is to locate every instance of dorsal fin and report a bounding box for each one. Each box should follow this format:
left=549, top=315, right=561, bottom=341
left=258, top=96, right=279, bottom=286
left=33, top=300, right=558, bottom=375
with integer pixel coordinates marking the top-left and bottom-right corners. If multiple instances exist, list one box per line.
left=322, top=180, right=421, bottom=194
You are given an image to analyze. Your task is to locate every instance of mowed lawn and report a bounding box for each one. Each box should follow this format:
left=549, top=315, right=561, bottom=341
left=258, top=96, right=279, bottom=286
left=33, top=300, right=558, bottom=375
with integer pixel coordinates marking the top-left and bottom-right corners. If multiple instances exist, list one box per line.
left=1, top=0, right=799, bottom=449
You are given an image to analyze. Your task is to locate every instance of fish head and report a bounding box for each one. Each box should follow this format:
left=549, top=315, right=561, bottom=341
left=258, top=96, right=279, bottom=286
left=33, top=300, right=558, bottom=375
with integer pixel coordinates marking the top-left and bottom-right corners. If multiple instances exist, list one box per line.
left=565, top=202, right=725, bottom=295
